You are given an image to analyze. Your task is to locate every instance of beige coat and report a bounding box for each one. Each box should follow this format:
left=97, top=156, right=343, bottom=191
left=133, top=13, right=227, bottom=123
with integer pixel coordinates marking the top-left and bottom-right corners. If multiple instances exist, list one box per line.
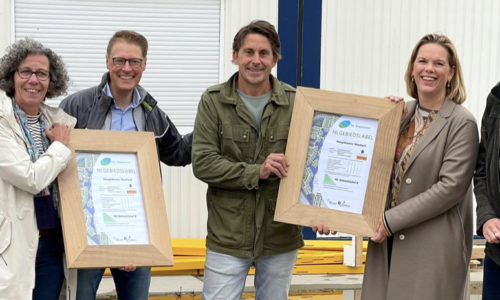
left=0, top=93, right=75, bottom=300
left=361, top=99, right=478, bottom=300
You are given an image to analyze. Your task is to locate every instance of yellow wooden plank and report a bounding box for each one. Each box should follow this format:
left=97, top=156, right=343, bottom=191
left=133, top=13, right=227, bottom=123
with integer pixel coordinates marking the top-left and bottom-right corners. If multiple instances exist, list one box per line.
left=154, top=256, right=205, bottom=271
left=297, top=252, right=366, bottom=265
left=172, top=238, right=206, bottom=256
left=297, top=255, right=343, bottom=265
left=107, top=259, right=367, bottom=276
left=105, top=252, right=367, bottom=276
left=302, top=240, right=368, bottom=251
left=298, top=249, right=352, bottom=255
left=298, top=250, right=345, bottom=256
left=104, top=239, right=370, bottom=277
left=171, top=238, right=368, bottom=255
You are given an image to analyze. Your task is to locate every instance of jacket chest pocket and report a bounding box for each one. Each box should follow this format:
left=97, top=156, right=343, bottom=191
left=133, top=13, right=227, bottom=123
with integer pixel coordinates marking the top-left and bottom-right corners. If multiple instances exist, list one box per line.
left=220, top=124, right=252, bottom=160
left=265, top=125, right=289, bottom=154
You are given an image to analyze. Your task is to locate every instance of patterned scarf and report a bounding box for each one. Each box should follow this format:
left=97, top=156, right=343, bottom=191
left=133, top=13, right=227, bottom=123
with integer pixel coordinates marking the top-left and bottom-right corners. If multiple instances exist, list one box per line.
left=390, top=106, right=436, bottom=208
left=12, top=99, right=50, bottom=165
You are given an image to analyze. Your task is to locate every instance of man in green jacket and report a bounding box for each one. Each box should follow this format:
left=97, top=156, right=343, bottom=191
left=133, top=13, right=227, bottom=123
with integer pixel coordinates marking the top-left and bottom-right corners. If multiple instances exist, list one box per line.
left=192, top=20, right=303, bottom=299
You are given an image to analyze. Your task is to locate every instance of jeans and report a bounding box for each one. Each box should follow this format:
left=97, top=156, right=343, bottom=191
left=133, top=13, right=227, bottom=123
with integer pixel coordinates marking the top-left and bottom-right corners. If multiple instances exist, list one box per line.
left=483, top=254, right=500, bottom=300
left=76, top=267, right=151, bottom=300
left=202, top=248, right=298, bottom=300
left=32, top=226, right=65, bottom=300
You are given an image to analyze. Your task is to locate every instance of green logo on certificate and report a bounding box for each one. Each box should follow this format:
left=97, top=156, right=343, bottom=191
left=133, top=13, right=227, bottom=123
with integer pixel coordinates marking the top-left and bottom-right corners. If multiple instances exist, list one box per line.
left=323, top=174, right=335, bottom=186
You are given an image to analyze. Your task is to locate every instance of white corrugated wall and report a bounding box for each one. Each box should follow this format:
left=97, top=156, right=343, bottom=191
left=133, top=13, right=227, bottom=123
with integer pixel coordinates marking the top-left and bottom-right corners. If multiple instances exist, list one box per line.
left=321, top=0, right=500, bottom=123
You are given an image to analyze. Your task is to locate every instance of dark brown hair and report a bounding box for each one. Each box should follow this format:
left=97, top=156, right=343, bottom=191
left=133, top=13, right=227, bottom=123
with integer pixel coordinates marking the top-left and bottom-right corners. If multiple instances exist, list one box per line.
left=232, top=20, right=281, bottom=59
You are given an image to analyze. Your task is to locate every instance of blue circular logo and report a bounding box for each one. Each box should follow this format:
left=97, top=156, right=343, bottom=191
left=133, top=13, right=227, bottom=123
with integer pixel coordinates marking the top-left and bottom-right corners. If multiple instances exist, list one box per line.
left=339, top=120, right=351, bottom=128
left=100, top=158, right=111, bottom=166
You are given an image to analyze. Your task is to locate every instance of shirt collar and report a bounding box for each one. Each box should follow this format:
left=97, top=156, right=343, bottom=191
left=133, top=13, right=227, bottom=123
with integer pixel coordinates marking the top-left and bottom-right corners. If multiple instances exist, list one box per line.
left=105, top=83, right=141, bottom=109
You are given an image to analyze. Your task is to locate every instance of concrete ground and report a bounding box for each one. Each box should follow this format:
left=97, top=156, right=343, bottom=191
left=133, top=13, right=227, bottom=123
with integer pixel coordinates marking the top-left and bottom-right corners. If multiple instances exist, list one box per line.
left=95, top=268, right=484, bottom=299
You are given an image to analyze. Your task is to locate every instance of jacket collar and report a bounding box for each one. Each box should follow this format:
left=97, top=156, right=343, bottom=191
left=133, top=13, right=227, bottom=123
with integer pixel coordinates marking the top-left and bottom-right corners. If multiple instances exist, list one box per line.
left=403, top=98, right=457, bottom=170
left=219, top=72, right=289, bottom=106
left=402, top=98, right=455, bottom=130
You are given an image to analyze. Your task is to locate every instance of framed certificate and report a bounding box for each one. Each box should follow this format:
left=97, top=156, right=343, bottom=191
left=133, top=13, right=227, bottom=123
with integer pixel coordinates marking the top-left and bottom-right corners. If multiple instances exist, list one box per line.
left=274, top=87, right=403, bottom=236
left=58, top=129, right=173, bottom=268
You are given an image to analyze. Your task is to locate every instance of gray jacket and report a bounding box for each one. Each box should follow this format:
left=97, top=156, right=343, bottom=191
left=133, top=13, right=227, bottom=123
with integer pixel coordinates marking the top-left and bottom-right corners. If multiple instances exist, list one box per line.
left=60, top=72, right=191, bottom=166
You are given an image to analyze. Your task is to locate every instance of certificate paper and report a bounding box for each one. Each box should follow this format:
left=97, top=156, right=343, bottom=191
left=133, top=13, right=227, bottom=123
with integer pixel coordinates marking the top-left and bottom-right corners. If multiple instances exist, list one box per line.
left=76, top=152, right=149, bottom=245
left=300, top=113, right=378, bottom=214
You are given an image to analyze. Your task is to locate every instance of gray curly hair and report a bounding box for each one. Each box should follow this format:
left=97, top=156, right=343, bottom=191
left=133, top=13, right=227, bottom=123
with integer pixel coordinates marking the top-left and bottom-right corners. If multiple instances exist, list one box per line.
left=0, top=38, right=69, bottom=98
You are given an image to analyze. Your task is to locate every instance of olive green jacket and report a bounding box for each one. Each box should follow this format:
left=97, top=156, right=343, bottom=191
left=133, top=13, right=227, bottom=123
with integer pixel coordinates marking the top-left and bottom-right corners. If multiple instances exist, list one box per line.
left=192, top=72, right=303, bottom=258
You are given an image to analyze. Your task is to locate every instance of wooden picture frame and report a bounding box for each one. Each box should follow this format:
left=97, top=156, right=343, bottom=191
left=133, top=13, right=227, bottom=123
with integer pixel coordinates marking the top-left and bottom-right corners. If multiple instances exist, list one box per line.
left=274, top=87, right=403, bottom=236
left=58, top=129, right=173, bottom=268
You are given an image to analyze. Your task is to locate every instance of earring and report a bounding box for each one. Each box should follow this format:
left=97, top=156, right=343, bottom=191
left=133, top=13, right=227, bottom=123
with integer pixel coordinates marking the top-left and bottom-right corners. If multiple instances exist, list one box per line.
left=446, top=81, right=451, bottom=88
left=411, top=76, right=415, bottom=83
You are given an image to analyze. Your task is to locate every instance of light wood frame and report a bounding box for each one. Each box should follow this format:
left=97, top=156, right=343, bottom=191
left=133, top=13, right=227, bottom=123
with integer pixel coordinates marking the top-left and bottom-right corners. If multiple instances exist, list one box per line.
left=274, top=87, right=403, bottom=236
left=58, top=129, right=173, bottom=268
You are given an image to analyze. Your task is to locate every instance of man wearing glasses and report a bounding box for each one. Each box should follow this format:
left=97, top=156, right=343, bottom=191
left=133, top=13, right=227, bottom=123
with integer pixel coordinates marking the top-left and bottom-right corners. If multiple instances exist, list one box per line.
left=60, top=30, right=191, bottom=300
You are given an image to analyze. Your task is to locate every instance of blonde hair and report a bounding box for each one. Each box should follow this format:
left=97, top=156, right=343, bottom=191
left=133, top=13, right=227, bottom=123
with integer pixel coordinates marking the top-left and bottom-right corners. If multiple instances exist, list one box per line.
left=404, top=33, right=466, bottom=104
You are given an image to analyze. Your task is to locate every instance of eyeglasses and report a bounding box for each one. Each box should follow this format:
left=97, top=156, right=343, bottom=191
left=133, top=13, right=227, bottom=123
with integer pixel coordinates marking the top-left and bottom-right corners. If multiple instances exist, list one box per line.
left=17, top=69, right=49, bottom=81
left=111, top=57, right=144, bottom=68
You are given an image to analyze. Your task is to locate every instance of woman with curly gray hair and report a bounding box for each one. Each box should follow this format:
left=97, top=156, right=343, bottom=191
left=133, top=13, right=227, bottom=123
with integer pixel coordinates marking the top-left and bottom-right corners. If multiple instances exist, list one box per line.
left=0, top=38, right=75, bottom=300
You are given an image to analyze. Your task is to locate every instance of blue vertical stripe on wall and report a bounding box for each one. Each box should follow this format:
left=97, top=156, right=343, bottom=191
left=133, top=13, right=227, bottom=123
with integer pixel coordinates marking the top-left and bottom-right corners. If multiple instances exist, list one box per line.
left=300, top=0, right=322, bottom=88
left=277, top=0, right=322, bottom=239
left=277, top=0, right=321, bottom=88
left=277, top=0, right=299, bottom=87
